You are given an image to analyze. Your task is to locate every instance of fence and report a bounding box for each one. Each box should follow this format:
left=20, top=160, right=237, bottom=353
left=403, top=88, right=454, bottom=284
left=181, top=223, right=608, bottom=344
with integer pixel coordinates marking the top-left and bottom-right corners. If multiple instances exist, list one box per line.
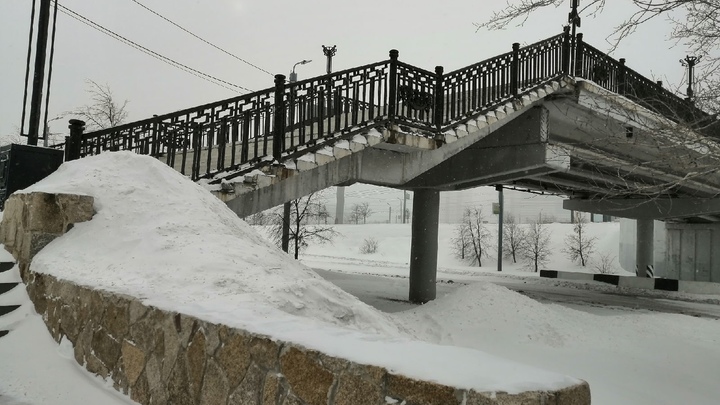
left=59, top=29, right=711, bottom=181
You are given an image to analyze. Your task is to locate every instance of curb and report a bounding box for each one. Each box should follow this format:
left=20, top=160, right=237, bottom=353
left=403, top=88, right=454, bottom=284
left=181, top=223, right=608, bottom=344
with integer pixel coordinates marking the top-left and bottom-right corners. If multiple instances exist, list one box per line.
left=539, top=270, right=720, bottom=295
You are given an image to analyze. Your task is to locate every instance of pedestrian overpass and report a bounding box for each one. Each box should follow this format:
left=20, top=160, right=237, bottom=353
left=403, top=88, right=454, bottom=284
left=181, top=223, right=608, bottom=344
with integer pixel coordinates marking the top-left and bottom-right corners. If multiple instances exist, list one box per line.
left=57, top=29, right=720, bottom=302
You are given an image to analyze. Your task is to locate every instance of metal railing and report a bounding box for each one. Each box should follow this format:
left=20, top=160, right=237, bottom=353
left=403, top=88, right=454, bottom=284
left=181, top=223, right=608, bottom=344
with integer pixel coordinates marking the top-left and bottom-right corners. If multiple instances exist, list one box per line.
left=58, top=29, right=713, bottom=182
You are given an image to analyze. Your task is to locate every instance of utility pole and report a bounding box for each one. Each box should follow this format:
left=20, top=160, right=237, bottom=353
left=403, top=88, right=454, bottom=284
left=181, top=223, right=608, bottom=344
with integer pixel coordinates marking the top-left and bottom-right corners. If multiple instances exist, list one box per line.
left=27, top=0, right=53, bottom=146
left=402, top=190, right=408, bottom=224
left=282, top=59, right=312, bottom=254
left=496, top=185, right=504, bottom=272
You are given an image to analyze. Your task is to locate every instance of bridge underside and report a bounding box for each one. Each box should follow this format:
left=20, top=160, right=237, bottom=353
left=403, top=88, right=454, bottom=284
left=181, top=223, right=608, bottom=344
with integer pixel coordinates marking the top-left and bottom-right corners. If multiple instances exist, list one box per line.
left=218, top=79, right=720, bottom=302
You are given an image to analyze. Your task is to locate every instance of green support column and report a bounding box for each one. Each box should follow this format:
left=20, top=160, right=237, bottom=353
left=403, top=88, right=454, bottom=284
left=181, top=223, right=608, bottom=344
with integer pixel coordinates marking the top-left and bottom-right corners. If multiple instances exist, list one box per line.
left=409, top=189, right=440, bottom=303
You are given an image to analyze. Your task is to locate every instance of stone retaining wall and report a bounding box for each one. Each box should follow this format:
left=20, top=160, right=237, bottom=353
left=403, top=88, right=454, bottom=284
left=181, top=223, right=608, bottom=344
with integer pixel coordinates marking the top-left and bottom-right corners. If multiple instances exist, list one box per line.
left=1, top=192, right=591, bottom=405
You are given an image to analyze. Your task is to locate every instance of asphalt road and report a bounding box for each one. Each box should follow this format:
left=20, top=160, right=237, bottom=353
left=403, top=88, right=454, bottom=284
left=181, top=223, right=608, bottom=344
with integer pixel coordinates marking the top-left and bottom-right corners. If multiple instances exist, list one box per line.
left=313, top=268, right=720, bottom=319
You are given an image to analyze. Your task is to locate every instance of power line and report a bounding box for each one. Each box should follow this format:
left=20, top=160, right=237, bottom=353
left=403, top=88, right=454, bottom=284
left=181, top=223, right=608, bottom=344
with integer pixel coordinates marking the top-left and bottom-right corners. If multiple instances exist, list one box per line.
left=126, top=0, right=273, bottom=77
left=55, top=2, right=253, bottom=93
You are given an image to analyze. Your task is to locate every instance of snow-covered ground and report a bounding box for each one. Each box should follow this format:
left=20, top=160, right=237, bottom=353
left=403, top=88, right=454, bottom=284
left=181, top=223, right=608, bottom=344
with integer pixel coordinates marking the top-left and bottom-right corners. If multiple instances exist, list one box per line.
left=1, top=152, right=719, bottom=404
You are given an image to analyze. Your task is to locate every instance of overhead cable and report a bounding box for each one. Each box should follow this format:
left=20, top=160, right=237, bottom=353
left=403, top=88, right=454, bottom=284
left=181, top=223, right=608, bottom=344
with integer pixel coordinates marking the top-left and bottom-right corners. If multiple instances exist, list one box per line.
left=55, top=2, right=252, bottom=93
left=127, top=0, right=273, bottom=77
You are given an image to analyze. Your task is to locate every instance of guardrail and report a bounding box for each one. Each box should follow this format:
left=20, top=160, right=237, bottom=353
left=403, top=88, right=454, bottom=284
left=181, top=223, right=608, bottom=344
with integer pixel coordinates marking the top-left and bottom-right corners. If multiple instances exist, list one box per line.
left=57, top=28, right=713, bottom=181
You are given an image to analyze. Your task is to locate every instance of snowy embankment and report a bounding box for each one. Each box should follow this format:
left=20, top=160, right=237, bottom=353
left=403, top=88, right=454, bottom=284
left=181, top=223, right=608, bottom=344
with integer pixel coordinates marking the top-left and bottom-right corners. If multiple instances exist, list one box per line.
left=1, top=152, right=583, bottom=404
left=297, top=223, right=720, bottom=405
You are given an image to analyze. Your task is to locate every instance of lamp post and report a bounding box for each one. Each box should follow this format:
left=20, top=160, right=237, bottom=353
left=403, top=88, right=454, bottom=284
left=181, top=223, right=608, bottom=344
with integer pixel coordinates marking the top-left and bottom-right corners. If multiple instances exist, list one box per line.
left=680, top=55, right=701, bottom=101
left=282, top=59, right=313, bottom=254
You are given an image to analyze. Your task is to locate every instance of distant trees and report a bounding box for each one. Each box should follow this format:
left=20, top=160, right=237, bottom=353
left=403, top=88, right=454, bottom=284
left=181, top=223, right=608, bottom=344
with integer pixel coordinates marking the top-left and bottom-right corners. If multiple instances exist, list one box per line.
left=503, top=213, right=527, bottom=263
left=563, top=212, right=597, bottom=266
left=349, top=202, right=373, bottom=224
left=521, top=213, right=552, bottom=272
left=452, top=207, right=493, bottom=266
left=270, top=192, right=338, bottom=259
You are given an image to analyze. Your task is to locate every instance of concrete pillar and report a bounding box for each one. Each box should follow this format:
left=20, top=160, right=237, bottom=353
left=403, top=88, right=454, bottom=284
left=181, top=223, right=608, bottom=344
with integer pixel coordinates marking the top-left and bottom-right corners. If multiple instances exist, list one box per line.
left=335, top=186, right=345, bottom=224
left=636, top=218, right=654, bottom=277
left=409, top=189, right=440, bottom=303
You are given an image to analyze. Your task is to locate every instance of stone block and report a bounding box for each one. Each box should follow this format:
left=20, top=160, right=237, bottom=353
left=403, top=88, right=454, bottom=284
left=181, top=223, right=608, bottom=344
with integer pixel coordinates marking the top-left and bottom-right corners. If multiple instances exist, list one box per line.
left=200, top=359, right=230, bottom=405
left=217, top=330, right=251, bottom=389
left=280, top=347, right=333, bottom=405
left=187, top=329, right=208, bottom=401
left=130, top=372, right=150, bottom=404
left=166, top=349, right=193, bottom=405
left=263, top=372, right=282, bottom=405
left=91, top=327, right=121, bottom=370
left=26, top=192, right=63, bottom=233
left=387, top=374, right=461, bottom=405
left=250, top=336, right=280, bottom=371
left=334, top=374, right=383, bottom=405
left=229, top=363, right=263, bottom=405
left=20, top=231, right=60, bottom=263
left=103, top=299, right=130, bottom=339
left=554, top=381, right=591, bottom=405
left=122, top=340, right=147, bottom=385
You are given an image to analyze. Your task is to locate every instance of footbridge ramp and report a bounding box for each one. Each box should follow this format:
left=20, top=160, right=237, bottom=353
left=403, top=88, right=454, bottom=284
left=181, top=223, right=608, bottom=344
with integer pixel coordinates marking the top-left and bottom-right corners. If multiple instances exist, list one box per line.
left=54, top=28, right=720, bottom=300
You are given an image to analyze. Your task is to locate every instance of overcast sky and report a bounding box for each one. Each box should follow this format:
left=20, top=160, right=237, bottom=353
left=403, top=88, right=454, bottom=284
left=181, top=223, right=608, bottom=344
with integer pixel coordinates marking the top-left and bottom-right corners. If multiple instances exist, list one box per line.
left=1, top=0, right=689, bottom=140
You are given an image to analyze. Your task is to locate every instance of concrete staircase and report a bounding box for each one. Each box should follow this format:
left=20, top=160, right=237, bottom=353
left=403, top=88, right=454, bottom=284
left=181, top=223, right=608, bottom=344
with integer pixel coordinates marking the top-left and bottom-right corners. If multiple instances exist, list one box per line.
left=0, top=260, right=21, bottom=339
left=209, top=79, right=570, bottom=216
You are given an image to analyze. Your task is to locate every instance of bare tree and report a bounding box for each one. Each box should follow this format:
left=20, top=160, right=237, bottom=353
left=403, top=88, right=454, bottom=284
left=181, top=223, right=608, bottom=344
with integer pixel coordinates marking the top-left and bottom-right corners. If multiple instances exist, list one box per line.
left=452, top=207, right=493, bottom=267
left=592, top=252, right=618, bottom=274
left=245, top=211, right=270, bottom=226
left=68, top=80, right=129, bottom=131
left=522, top=213, right=552, bottom=272
left=349, top=202, right=373, bottom=224
left=563, top=212, right=597, bottom=266
left=503, top=213, right=527, bottom=263
left=270, top=193, right=339, bottom=259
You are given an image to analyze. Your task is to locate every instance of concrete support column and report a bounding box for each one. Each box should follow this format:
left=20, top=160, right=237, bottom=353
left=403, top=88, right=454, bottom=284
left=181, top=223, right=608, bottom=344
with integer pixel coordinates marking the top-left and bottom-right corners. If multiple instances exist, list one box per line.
left=636, top=218, right=655, bottom=278
left=409, top=189, right=440, bottom=303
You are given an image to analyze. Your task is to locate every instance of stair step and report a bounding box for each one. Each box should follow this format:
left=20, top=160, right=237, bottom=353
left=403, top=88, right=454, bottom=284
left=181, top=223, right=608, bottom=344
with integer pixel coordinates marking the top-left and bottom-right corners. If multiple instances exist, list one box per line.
left=0, top=262, right=14, bottom=273
left=0, top=283, right=18, bottom=295
left=0, top=305, right=20, bottom=317
left=0, top=330, right=8, bottom=339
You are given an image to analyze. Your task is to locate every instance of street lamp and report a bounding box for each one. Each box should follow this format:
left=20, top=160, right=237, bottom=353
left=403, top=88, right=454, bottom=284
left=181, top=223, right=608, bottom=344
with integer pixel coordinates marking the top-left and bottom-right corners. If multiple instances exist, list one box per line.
left=680, top=55, right=701, bottom=101
left=289, top=59, right=312, bottom=83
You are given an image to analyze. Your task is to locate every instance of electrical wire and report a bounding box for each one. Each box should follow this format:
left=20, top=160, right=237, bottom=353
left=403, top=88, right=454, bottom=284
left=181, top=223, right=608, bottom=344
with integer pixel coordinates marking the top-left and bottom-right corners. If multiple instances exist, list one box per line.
left=20, top=0, right=38, bottom=137
left=54, top=2, right=253, bottom=93
left=126, top=0, right=273, bottom=77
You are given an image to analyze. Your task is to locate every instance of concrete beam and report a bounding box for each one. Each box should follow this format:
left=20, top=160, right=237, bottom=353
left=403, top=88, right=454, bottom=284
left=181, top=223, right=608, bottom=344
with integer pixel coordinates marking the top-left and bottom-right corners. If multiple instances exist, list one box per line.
left=406, top=106, right=570, bottom=189
left=563, top=198, right=720, bottom=220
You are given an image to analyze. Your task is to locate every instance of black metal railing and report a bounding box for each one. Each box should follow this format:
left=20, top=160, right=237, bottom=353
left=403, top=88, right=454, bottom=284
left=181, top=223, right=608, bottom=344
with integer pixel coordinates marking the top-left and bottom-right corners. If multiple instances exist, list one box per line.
left=58, top=29, right=714, bottom=182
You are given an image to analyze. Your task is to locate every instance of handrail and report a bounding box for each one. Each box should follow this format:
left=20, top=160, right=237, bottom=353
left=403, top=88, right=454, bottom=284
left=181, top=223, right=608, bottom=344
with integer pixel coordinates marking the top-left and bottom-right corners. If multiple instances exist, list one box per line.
left=58, top=30, right=715, bottom=182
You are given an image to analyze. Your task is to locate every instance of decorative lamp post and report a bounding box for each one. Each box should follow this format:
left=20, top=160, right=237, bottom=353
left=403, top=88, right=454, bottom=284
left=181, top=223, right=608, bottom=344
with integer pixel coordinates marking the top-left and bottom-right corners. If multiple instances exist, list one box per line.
left=680, top=55, right=701, bottom=101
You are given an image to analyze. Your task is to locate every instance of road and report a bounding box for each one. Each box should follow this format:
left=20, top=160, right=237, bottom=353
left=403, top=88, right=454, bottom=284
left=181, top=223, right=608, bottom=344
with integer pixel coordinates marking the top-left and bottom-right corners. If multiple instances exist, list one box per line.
left=313, top=268, right=720, bottom=319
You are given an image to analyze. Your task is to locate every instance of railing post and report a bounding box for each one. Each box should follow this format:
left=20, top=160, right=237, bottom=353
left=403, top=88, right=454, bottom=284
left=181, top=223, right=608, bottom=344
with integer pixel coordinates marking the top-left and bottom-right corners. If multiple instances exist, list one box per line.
left=434, top=65, right=445, bottom=146
left=574, top=33, right=584, bottom=77
left=562, top=26, right=571, bottom=75
left=618, top=58, right=627, bottom=96
left=388, top=49, right=399, bottom=122
left=151, top=115, right=160, bottom=157
left=66, top=119, right=85, bottom=161
left=273, top=74, right=286, bottom=161
left=511, top=43, right=520, bottom=96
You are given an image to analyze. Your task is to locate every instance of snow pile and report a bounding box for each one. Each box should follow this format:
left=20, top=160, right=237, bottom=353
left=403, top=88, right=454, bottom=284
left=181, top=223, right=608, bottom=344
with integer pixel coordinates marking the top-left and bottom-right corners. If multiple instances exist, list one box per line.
left=23, top=152, right=402, bottom=337
left=396, top=282, right=590, bottom=348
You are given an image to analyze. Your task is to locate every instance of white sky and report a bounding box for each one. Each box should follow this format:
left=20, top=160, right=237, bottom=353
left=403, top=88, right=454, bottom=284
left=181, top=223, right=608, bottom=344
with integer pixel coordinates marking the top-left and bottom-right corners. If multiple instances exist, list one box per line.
left=1, top=0, right=690, bottom=140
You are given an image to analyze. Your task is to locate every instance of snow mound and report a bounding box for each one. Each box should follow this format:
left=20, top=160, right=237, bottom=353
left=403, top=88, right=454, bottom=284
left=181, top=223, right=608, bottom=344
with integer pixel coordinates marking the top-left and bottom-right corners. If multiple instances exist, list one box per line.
left=396, top=282, right=589, bottom=348
left=24, top=152, right=403, bottom=337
